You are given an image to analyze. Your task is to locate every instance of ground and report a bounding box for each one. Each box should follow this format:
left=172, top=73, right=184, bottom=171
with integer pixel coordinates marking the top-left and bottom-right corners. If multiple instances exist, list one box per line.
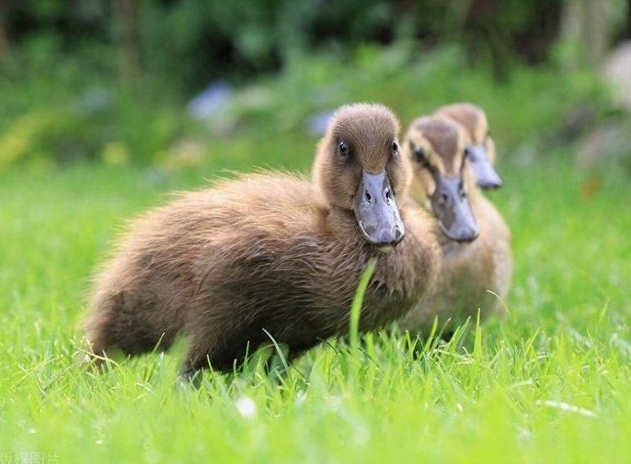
left=1, top=152, right=630, bottom=463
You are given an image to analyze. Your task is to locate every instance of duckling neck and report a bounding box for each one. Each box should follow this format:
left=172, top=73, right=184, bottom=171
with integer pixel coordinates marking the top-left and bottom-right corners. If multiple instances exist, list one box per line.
left=319, top=203, right=439, bottom=328
left=324, top=207, right=363, bottom=242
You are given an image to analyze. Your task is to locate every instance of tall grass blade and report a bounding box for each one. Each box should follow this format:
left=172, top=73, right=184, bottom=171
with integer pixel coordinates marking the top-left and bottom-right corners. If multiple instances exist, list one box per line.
left=349, top=259, right=377, bottom=350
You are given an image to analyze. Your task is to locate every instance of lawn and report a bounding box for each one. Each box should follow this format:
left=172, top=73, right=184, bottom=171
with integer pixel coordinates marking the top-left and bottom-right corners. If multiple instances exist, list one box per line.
left=1, top=147, right=630, bottom=463
left=1, top=46, right=631, bottom=463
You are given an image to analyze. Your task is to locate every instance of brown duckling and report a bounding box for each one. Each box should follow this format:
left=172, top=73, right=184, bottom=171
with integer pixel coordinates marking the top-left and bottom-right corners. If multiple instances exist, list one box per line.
left=84, top=103, right=440, bottom=378
left=398, top=115, right=512, bottom=335
left=435, top=102, right=503, bottom=189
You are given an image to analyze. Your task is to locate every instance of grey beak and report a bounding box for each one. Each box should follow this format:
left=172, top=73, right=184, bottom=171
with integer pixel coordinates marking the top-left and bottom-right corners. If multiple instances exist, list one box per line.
left=431, top=175, right=479, bottom=242
left=466, top=145, right=503, bottom=189
left=354, top=169, right=405, bottom=247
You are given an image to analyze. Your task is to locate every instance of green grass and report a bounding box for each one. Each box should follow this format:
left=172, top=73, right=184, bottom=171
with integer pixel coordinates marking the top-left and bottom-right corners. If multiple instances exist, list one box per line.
left=1, top=152, right=630, bottom=463
left=1, top=44, right=630, bottom=463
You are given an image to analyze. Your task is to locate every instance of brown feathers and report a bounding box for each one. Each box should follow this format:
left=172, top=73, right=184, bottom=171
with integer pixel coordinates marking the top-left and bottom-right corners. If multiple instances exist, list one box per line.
left=399, top=112, right=512, bottom=335
left=435, top=102, right=497, bottom=165
left=83, top=103, right=439, bottom=376
left=409, top=116, right=467, bottom=177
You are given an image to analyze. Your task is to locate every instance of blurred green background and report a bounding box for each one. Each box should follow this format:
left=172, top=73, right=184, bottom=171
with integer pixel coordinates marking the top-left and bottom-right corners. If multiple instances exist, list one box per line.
left=3, top=3, right=631, bottom=462
left=1, top=0, right=630, bottom=174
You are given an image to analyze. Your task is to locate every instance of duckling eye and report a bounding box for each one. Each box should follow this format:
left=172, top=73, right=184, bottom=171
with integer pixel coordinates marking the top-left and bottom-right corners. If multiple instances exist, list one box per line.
left=392, top=141, right=399, bottom=153
left=338, top=141, right=349, bottom=160
left=413, top=146, right=427, bottom=164
left=410, top=143, right=422, bottom=160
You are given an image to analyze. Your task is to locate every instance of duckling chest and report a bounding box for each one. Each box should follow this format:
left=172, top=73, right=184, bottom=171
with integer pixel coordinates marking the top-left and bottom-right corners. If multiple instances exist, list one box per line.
left=210, top=235, right=426, bottom=333
left=357, top=240, right=438, bottom=328
left=438, top=237, right=496, bottom=299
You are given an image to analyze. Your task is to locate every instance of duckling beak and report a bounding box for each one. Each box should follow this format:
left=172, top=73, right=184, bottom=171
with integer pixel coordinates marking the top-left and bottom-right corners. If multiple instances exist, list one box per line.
left=353, top=169, right=405, bottom=248
left=431, top=175, right=479, bottom=242
left=466, top=145, right=503, bottom=189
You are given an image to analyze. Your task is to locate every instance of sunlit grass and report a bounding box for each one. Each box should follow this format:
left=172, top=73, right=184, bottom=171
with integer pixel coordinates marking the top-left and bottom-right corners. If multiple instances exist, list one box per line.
left=0, top=42, right=629, bottom=461
left=1, top=151, right=630, bottom=463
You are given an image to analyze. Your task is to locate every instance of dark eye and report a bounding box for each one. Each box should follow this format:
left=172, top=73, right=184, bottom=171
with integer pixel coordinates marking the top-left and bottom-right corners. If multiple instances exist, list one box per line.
left=338, top=140, right=349, bottom=159
left=392, top=141, right=399, bottom=153
left=413, top=146, right=425, bottom=163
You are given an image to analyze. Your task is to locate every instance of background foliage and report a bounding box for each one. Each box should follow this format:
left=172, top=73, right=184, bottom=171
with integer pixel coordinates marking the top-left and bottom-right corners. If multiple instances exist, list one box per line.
left=2, top=2, right=631, bottom=463
left=1, top=0, right=629, bottom=170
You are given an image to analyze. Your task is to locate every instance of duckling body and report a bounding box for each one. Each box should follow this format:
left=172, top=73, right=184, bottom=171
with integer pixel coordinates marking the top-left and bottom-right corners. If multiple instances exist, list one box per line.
left=84, top=103, right=439, bottom=375
left=398, top=115, right=512, bottom=335
left=401, top=192, right=511, bottom=333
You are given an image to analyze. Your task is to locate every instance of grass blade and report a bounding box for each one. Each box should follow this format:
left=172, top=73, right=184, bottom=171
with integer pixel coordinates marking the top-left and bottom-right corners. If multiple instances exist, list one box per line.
left=349, top=258, right=377, bottom=349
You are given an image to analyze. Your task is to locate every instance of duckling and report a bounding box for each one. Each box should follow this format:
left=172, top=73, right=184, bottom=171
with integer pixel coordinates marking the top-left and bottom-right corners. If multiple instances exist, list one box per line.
left=84, top=103, right=440, bottom=377
left=398, top=115, right=512, bottom=335
left=435, top=102, right=503, bottom=189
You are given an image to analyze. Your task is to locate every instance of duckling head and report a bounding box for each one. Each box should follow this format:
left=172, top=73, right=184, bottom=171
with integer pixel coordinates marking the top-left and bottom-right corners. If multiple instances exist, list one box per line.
left=404, top=115, right=479, bottom=242
left=313, top=103, right=410, bottom=249
left=436, top=102, right=502, bottom=190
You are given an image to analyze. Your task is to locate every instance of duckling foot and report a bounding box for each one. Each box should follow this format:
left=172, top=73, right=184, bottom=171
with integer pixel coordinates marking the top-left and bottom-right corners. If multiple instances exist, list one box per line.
left=180, top=364, right=203, bottom=388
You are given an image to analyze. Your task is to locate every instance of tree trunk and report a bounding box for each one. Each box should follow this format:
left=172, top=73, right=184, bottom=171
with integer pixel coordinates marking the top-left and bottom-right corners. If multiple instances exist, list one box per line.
left=560, top=0, right=611, bottom=68
left=112, top=0, right=141, bottom=82
left=586, top=0, right=608, bottom=65
left=0, top=2, right=9, bottom=59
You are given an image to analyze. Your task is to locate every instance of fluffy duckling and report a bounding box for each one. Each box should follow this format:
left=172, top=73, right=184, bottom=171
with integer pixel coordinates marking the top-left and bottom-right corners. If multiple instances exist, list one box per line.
left=398, top=115, right=512, bottom=335
left=84, top=103, right=440, bottom=377
left=435, top=102, right=503, bottom=189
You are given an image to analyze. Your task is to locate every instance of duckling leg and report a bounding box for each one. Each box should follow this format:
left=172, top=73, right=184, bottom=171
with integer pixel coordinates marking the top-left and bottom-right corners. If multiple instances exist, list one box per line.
left=180, top=338, right=306, bottom=384
left=180, top=342, right=244, bottom=381
left=180, top=323, right=249, bottom=379
left=179, top=320, right=301, bottom=381
left=179, top=335, right=206, bottom=380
